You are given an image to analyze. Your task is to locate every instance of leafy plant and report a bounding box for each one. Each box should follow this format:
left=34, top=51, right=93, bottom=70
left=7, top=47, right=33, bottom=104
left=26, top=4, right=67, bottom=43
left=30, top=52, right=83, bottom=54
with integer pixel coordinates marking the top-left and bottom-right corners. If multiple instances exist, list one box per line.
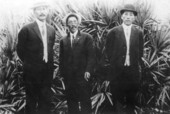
left=91, top=80, right=112, bottom=114
left=0, top=32, right=25, bottom=114
left=0, top=12, right=26, bottom=114
left=138, top=24, right=170, bottom=112
left=1, top=0, right=170, bottom=114
left=51, top=75, right=67, bottom=114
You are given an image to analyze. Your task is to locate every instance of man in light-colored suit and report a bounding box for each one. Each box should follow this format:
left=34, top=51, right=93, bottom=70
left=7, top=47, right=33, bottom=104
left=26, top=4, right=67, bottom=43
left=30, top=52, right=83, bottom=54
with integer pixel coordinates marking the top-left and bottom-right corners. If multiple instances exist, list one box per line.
left=59, top=13, right=95, bottom=114
left=17, top=2, right=55, bottom=114
left=105, top=4, right=144, bottom=114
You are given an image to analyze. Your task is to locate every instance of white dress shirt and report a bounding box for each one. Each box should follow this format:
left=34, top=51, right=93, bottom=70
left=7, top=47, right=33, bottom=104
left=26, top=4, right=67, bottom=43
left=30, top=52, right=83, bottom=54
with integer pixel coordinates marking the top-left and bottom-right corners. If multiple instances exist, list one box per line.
left=70, top=30, right=78, bottom=47
left=36, top=19, right=48, bottom=63
left=122, top=23, right=132, bottom=66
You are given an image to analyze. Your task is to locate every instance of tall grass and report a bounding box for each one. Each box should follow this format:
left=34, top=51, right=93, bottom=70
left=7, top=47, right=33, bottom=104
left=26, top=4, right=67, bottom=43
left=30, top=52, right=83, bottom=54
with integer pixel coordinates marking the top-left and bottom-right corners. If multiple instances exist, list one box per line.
left=0, top=11, right=27, bottom=114
left=138, top=25, right=170, bottom=111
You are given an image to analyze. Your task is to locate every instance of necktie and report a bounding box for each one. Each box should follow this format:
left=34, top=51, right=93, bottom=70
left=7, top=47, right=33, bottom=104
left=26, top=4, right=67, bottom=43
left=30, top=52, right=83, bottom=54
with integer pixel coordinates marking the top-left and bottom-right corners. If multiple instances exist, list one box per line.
left=41, top=25, right=48, bottom=62
left=41, top=25, right=45, bottom=37
left=125, top=27, right=130, bottom=66
left=126, top=28, right=129, bottom=38
left=72, top=35, right=75, bottom=47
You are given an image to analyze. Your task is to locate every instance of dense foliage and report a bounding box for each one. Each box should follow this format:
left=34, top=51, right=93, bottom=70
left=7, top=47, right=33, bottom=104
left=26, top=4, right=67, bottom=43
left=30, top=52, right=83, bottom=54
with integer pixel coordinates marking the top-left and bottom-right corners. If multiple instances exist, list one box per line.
left=0, top=0, right=170, bottom=114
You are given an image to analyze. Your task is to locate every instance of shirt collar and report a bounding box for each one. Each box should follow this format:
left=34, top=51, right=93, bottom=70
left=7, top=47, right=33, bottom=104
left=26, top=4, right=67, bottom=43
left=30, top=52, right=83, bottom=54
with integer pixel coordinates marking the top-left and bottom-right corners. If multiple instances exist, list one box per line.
left=71, top=30, right=78, bottom=37
left=122, top=23, right=132, bottom=30
left=36, top=19, right=46, bottom=27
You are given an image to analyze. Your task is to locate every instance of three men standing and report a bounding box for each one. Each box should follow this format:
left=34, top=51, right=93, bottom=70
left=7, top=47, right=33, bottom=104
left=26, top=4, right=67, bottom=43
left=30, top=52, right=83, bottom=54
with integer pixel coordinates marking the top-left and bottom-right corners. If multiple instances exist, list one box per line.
left=105, top=4, right=144, bottom=114
left=17, top=2, right=55, bottom=114
left=17, top=2, right=143, bottom=114
left=59, top=13, right=95, bottom=114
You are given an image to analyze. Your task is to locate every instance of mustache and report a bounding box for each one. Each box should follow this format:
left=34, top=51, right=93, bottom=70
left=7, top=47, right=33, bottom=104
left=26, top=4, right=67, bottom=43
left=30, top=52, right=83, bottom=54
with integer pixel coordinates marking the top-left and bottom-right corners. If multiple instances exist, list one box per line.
left=69, top=25, right=77, bottom=28
left=71, top=25, right=76, bottom=27
left=39, top=14, right=46, bottom=16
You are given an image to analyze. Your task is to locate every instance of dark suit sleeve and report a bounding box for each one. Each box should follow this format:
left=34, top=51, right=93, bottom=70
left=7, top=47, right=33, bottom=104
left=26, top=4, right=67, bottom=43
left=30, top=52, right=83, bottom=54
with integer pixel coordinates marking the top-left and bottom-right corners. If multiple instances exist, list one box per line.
left=85, top=34, right=95, bottom=74
left=59, top=39, right=64, bottom=77
left=50, top=28, right=56, bottom=69
left=139, top=30, right=144, bottom=65
left=52, top=28, right=56, bottom=47
left=51, top=28, right=56, bottom=62
left=17, top=27, right=28, bottom=62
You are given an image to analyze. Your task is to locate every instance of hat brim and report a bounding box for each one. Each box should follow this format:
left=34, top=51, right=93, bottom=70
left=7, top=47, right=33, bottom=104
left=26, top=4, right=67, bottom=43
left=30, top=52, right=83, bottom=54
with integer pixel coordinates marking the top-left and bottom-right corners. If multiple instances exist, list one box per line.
left=120, top=9, right=137, bottom=16
left=63, top=13, right=82, bottom=25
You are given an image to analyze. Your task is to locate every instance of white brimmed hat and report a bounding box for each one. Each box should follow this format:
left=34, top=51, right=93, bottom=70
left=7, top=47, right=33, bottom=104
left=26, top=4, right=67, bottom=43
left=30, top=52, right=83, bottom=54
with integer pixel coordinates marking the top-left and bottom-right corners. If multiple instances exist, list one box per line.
left=31, top=1, right=49, bottom=9
left=63, top=13, right=82, bottom=26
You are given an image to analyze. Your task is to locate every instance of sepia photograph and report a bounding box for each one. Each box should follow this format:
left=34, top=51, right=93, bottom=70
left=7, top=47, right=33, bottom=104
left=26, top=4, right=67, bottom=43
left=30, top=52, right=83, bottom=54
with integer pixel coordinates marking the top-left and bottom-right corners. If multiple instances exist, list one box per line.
left=0, top=0, right=170, bottom=114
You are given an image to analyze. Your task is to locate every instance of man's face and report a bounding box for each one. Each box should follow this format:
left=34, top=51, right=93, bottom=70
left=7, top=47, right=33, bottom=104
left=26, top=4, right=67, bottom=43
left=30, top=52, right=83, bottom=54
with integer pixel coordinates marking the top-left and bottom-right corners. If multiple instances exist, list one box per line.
left=34, top=6, right=48, bottom=22
left=67, top=16, right=79, bottom=33
left=121, top=11, right=135, bottom=26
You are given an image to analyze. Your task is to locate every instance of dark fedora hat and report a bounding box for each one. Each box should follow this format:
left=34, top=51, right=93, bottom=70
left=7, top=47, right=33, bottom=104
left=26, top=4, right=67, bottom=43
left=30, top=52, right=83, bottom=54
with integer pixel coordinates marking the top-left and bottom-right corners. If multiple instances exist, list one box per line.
left=120, top=4, right=137, bottom=16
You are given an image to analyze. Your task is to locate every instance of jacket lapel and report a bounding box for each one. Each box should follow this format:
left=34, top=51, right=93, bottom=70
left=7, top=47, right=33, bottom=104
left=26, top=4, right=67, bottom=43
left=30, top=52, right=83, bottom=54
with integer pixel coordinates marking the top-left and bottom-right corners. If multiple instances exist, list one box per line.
left=120, top=25, right=136, bottom=47
left=74, top=30, right=81, bottom=47
left=120, top=25, right=127, bottom=45
left=46, top=24, right=51, bottom=47
left=130, top=25, right=135, bottom=47
left=33, top=21, right=43, bottom=41
left=64, top=33, right=71, bottom=49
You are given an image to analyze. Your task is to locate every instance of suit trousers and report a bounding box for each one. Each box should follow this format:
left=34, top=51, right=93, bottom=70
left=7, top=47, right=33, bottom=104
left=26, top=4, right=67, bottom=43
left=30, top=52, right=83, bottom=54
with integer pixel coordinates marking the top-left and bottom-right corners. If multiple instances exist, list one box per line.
left=24, top=63, right=53, bottom=114
left=110, top=66, right=140, bottom=114
left=64, top=72, right=92, bottom=114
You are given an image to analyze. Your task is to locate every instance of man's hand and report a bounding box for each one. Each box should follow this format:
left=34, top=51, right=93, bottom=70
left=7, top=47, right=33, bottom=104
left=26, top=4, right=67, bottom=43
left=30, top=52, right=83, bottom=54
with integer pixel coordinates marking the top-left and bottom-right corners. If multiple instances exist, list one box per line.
left=84, top=72, right=90, bottom=81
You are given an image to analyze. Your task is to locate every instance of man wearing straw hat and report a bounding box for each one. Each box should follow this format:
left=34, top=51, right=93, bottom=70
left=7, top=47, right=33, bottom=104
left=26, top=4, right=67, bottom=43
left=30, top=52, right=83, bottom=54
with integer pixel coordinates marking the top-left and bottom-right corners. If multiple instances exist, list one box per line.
left=105, top=4, right=144, bottom=114
left=59, top=13, right=95, bottom=114
left=17, top=1, right=55, bottom=114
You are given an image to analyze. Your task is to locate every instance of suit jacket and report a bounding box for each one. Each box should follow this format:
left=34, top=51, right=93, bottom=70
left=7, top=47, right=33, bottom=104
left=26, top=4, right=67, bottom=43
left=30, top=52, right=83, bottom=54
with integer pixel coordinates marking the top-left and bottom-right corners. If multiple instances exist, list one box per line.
left=105, top=25, right=144, bottom=80
left=59, top=31, right=95, bottom=82
left=17, top=21, right=55, bottom=75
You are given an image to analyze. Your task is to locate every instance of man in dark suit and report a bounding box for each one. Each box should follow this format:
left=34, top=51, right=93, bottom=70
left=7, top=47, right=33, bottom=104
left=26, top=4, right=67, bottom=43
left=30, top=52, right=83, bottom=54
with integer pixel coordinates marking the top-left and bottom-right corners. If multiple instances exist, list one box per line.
left=59, top=13, right=95, bottom=114
left=17, top=2, right=55, bottom=114
left=105, top=4, right=144, bottom=114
